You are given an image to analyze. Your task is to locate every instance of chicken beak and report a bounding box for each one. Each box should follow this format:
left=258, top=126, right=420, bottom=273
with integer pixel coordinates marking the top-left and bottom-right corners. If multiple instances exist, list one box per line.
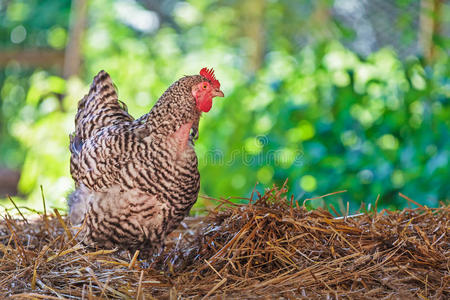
left=212, top=89, right=224, bottom=98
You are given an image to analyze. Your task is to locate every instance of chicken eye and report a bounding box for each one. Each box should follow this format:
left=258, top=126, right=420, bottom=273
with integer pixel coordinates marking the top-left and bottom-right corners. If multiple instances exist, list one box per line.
left=202, top=84, right=208, bottom=89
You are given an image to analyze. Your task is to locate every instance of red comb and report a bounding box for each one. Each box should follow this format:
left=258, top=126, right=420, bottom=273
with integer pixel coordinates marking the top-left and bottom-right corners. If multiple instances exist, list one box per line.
left=200, top=67, right=220, bottom=89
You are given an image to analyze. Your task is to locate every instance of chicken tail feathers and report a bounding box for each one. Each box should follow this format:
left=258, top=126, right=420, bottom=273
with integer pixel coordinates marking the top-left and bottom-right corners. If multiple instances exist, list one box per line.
left=69, top=133, right=83, bottom=154
left=73, top=70, right=133, bottom=141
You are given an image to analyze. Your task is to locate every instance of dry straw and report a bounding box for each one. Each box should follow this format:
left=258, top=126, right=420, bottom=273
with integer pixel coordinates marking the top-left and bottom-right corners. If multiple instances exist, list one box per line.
left=1, top=183, right=448, bottom=299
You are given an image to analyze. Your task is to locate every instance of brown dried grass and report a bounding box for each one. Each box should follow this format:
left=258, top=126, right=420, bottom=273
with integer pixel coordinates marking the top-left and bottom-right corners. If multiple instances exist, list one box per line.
left=1, top=184, right=448, bottom=299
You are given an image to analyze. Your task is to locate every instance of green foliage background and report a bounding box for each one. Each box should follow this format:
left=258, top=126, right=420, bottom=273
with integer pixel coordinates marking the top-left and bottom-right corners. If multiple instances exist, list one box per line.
left=0, top=0, right=449, bottom=212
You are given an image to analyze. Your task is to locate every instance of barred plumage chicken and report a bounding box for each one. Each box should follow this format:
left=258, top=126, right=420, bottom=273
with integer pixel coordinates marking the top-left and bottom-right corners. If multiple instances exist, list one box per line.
left=69, top=68, right=223, bottom=254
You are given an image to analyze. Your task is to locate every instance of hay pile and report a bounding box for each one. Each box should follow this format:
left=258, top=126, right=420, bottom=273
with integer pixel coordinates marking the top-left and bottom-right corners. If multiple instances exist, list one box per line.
left=0, top=185, right=448, bottom=299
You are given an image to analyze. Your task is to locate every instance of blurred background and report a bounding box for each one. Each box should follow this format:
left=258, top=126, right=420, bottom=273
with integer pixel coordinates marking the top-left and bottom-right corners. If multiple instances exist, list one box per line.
left=0, top=0, right=448, bottom=213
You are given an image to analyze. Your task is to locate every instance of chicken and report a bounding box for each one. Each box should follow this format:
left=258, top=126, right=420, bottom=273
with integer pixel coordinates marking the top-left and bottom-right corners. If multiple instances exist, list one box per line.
left=68, top=68, right=224, bottom=254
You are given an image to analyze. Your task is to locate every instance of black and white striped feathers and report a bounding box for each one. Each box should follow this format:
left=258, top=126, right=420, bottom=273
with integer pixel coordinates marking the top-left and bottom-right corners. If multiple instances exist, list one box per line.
left=69, top=70, right=219, bottom=254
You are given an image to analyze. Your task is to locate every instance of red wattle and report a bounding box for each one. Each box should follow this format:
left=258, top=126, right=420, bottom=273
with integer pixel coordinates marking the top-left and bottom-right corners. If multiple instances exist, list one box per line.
left=198, top=97, right=213, bottom=112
